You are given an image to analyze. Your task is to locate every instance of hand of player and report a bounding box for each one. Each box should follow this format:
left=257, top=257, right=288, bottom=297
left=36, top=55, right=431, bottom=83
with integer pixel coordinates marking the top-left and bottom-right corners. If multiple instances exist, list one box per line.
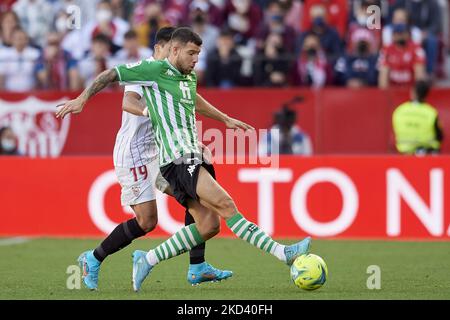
left=224, top=117, right=255, bottom=131
left=198, top=142, right=213, bottom=164
left=55, top=98, right=85, bottom=119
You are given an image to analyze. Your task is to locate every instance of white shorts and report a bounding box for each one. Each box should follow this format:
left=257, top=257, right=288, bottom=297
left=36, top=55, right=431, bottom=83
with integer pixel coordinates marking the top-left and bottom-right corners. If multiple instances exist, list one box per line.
left=115, top=157, right=170, bottom=206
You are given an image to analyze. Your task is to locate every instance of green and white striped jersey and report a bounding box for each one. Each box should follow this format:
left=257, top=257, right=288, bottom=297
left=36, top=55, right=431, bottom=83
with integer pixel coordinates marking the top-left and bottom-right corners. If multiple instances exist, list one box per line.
left=115, top=58, right=200, bottom=167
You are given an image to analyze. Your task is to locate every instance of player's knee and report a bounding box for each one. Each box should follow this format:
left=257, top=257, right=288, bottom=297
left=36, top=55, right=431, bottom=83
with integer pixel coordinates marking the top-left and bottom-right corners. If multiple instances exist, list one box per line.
left=198, top=217, right=220, bottom=239
left=203, top=224, right=220, bottom=239
left=216, top=196, right=237, bottom=219
left=136, top=215, right=158, bottom=233
left=208, top=216, right=221, bottom=236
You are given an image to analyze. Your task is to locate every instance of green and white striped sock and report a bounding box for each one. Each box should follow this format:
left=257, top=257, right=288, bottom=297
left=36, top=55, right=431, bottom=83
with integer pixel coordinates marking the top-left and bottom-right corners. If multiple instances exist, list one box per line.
left=146, top=224, right=204, bottom=266
left=226, top=213, right=286, bottom=262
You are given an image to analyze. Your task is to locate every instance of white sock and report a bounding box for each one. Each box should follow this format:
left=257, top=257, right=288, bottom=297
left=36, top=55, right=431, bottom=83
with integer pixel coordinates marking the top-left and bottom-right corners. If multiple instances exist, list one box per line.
left=272, top=244, right=287, bottom=263
left=146, top=250, right=159, bottom=266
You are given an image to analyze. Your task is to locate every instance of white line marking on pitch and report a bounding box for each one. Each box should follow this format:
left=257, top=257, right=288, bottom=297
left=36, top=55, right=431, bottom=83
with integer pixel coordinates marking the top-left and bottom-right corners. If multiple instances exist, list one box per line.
left=0, top=237, right=31, bottom=246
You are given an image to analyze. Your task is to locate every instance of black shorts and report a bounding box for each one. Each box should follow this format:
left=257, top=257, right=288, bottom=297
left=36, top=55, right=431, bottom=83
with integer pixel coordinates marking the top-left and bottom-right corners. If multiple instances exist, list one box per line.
left=160, top=153, right=216, bottom=208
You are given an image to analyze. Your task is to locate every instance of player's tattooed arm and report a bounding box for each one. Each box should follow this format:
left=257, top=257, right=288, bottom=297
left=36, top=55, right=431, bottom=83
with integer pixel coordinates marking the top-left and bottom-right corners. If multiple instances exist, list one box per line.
left=80, top=69, right=118, bottom=103
left=196, top=94, right=254, bottom=131
left=55, top=69, right=119, bottom=119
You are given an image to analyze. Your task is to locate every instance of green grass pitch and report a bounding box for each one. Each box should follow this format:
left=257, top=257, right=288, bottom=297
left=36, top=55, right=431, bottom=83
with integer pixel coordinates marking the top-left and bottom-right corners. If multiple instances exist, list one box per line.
left=1, top=238, right=449, bottom=300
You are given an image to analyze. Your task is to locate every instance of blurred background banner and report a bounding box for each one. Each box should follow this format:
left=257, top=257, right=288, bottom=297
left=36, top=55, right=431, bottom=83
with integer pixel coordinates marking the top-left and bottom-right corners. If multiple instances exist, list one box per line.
left=1, top=155, right=448, bottom=239
left=1, top=89, right=449, bottom=156
left=0, top=95, right=70, bottom=157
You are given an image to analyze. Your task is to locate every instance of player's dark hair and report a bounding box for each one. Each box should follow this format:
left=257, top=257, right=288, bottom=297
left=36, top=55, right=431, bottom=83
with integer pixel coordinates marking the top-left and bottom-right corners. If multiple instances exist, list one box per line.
left=171, top=27, right=202, bottom=46
left=155, top=26, right=175, bottom=45
left=414, top=80, right=431, bottom=102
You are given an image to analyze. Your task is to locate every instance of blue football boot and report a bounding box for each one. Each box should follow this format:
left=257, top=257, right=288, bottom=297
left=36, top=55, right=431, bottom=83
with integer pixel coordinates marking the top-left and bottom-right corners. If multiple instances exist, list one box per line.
left=284, top=236, right=312, bottom=266
left=77, top=250, right=101, bottom=290
left=132, top=250, right=153, bottom=292
left=187, top=262, right=233, bottom=286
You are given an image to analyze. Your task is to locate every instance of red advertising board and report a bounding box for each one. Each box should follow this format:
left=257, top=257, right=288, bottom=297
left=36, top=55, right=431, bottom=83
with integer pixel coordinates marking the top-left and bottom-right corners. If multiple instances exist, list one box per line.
left=0, top=88, right=449, bottom=157
left=1, top=156, right=449, bottom=239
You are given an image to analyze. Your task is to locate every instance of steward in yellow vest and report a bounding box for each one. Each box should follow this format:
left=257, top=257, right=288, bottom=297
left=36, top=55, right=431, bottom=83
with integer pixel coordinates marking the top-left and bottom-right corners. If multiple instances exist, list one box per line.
left=392, top=80, right=443, bottom=155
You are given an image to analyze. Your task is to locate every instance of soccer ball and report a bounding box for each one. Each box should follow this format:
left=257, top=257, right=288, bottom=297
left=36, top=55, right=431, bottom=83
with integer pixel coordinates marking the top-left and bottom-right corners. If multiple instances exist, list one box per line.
left=290, top=253, right=328, bottom=290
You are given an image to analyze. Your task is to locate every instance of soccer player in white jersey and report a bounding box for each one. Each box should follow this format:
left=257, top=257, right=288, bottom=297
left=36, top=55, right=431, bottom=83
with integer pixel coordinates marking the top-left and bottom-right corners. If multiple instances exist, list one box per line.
left=73, top=27, right=247, bottom=290
left=56, top=27, right=311, bottom=292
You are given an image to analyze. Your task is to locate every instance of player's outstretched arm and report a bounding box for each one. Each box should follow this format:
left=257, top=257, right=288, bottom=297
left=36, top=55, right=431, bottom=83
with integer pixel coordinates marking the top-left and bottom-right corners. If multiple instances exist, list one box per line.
left=55, top=69, right=118, bottom=119
left=196, top=94, right=254, bottom=131
left=123, top=91, right=148, bottom=117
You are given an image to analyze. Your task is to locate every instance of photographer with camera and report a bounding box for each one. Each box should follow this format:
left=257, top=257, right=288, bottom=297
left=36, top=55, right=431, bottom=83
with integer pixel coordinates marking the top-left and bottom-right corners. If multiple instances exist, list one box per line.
left=259, top=103, right=312, bottom=156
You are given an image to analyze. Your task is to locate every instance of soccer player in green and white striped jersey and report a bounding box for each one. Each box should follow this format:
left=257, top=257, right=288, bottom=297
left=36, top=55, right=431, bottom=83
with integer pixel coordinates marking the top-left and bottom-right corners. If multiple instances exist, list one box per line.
left=56, top=27, right=311, bottom=292
left=72, top=27, right=236, bottom=289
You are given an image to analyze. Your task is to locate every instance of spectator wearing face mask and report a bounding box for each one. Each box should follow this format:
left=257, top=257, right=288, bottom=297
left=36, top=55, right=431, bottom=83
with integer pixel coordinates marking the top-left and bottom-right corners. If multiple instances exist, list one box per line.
left=296, top=4, right=342, bottom=66
left=388, top=1, right=440, bottom=76
left=256, top=0, right=297, bottom=53
left=335, top=28, right=378, bottom=87
left=81, top=0, right=130, bottom=55
left=254, top=32, right=292, bottom=87
left=0, top=127, right=20, bottom=156
left=382, top=8, right=422, bottom=46
left=301, top=0, right=348, bottom=38
left=293, top=33, right=331, bottom=87
left=378, top=23, right=427, bottom=88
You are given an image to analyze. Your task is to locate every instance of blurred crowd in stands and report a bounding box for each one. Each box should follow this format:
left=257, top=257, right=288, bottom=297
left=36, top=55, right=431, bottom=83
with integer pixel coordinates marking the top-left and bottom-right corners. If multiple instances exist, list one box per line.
left=0, top=0, right=449, bottom=92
